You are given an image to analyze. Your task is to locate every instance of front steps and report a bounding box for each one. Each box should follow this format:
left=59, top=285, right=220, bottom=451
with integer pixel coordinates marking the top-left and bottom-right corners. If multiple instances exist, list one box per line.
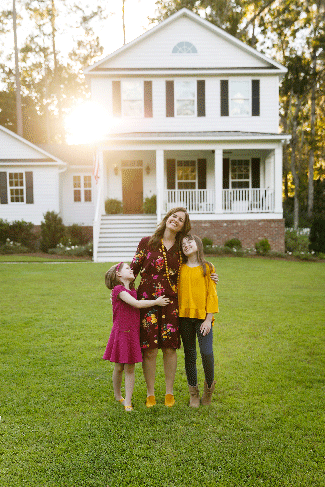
left=95, top=214, right=158, bottom=262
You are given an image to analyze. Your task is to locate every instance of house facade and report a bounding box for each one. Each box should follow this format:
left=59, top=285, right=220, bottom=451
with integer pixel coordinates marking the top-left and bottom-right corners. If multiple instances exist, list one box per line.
left=84, top=8, right=289, bottom=261
left=1, top=8, right=289, bottom=261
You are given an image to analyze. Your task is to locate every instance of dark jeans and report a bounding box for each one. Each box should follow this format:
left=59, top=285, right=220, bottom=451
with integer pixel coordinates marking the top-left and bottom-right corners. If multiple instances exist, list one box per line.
left=179, top=317, right=214, bottom=387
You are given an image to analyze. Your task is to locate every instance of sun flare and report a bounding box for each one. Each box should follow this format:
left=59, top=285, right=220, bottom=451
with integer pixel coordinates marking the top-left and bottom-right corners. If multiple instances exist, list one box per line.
left=65, top=102, right=112, bottom=145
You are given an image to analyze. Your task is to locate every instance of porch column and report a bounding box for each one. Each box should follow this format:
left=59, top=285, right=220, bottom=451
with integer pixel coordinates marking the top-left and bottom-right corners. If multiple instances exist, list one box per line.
left=274, top=146, right=283, bottom=214
left=156, top=149, right=164, bottom=222
left=214, top=148, right=223, bottom=214
left=99, top=149, right=105, bottom=213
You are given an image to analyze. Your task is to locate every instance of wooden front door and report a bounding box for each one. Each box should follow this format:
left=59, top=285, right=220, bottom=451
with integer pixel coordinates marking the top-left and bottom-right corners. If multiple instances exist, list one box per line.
left=122, top=168, right=143, bottom=213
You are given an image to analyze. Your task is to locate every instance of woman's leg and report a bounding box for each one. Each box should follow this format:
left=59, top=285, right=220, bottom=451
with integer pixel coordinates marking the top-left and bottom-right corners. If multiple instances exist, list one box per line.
left=124, top=363, right=135, bottom=407
left=112, top=363, right=124, bottom=401
left=142, top=348, right=158, bottom=397
left=162, top=348, right=177, bottom=395
left=179, top=318, right=198, bottom=386
left=196, top=323, right=214, bottom=387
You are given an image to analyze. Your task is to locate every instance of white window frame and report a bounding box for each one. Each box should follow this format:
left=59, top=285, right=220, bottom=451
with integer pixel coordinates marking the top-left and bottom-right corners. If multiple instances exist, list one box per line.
left=176, top=160, right=197, bottom=189
left=230, top=159, right=251, bottom=189
left=174, top=79, right=196, bottom=117
left=121, top=80, right=144, bottom=118
left=73, top=174, right=92, bottom=203
left=229, top=79, right=251, bottom=117
left=8, top=171, right=25, bottom=204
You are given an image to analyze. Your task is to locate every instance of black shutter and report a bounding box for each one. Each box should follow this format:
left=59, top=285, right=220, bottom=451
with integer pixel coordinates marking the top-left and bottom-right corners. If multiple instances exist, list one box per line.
left=223, top=158, right=230, bottom=189
left=166, top=159, right=176, bottom=189
left=25, top=171, right=34, bottom=204
left=0, top=172, right=8, bottom=204
left=166, top=81, right=174, bottom=117
left=144, top=81, right=153, bottom=118
left=197, top=80, right=205, bottom=117
left=112, top=81, right=121, bottom=117
left=251, top=158, right=260, bottom=188
left=252, top=80, right=260, bottom=116
left=220, top=80, right=229, bottom=116
left=197, top=159, right=206, bottom=189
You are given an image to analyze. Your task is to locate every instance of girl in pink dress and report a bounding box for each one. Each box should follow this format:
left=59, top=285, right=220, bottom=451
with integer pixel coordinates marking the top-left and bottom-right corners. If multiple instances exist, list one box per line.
left=103, top=262, right=169, bottom=411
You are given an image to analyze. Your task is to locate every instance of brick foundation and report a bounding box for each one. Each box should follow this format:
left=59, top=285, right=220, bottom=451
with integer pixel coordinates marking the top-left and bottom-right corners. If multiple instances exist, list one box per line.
left=190, top=219, right=285, bottom=252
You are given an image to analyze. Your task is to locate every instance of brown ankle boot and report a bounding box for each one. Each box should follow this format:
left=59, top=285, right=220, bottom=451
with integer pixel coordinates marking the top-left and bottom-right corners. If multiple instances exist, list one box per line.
left=188, top=385, right=200, bottom=408
left=201, top=380, right=216, bottom=406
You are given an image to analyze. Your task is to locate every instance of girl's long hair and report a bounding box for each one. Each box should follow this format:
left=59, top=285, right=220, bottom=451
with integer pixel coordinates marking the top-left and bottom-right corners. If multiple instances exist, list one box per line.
left=181, top=234, right=214, bottom=277
left=105, top=263, right=125, bottom=289
left=148, top=207, right=191, bottom=251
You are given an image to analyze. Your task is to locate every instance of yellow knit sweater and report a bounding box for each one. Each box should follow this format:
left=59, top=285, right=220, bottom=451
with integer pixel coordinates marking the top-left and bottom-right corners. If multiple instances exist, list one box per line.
left=178, top=263, right=219, bottom=319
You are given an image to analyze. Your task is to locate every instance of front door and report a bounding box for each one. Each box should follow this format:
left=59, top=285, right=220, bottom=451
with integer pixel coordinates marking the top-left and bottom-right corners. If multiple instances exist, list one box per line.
left=122, top=167, right=143, bottom=213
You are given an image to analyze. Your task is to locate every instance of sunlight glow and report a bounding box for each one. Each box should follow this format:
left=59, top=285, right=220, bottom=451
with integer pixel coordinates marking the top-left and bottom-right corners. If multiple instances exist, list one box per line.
left=65, top=102, right=112, bottom=145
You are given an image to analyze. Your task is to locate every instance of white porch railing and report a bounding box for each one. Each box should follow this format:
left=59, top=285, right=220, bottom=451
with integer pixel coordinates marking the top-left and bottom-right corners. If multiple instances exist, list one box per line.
left=165, top=189, right=215, bottom=213
left=164, top=188, right=274, bottom=214
left=223, top=188, right=274, bottom=213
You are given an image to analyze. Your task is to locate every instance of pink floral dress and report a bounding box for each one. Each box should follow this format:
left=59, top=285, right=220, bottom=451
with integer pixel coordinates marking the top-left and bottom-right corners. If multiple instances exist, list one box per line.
left=131, top=236, right=181, bottom=350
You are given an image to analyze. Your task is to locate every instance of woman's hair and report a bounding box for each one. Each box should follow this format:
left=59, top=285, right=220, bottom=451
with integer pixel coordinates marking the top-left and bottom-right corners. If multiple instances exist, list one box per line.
left=148, top=207, right=191, bottom=250
left=105, top=262, right=125, bottom=289
left=181, top=234, right=214, bottom=277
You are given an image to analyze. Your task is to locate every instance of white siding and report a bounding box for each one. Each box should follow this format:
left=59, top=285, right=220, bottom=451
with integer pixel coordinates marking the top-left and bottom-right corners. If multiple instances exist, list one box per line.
left=0, top=130, right=51, bottom=159
left=0, top=166, right=60, bottom=225
left=92, top=75, right=279, bottom=135
left=60, top=168, right=98, bottom=226
left=100, top=17, right=272, bottom=70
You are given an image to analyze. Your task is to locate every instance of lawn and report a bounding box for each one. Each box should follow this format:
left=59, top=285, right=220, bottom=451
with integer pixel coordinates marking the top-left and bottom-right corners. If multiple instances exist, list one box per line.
left=0, top=258, right=324, bottom=486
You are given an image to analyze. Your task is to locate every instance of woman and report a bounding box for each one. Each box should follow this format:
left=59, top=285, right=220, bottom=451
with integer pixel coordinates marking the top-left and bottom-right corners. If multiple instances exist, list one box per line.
left=131, top=207, right=217, bottom=408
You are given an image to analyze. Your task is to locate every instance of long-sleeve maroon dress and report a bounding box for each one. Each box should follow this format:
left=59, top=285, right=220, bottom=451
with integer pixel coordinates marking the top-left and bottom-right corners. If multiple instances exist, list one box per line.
left=131, top=236, right=181, bottom=350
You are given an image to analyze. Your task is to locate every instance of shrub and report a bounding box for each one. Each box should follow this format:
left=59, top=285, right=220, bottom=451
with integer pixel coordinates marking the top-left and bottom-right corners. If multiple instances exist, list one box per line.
left=224, top=238, right=242, bottom=250
left=255, top=238, right=271, bottom=255
left=0, top=219, right=36, bottom=249
left=143, top=195, right=156, bottom=214
left=48, top=242, right=93, bottom=257
left=0, top=219, right=10, bottom=244
left=105, top=198, right=123, bottom=214
left=40, top=211, right=65, bottom=253
left=285, top=229, right=309, bottom=253
left=309, top=216, right=325, bottom=254
left=202, top=237, right=213, bottom=247
left=63, top=224, right=89, bottom=246
left=0, top=239, right=29, bottom=254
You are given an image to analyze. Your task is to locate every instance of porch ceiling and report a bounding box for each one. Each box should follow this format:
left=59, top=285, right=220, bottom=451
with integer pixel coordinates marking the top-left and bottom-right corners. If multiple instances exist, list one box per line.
left=104, top=131, right=291, bottom=142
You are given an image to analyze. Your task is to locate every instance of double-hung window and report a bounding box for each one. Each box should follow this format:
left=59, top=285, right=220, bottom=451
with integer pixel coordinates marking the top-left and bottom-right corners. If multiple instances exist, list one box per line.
left=9, top=172, right=25, bottom=202
left=230, top=160, right=250, bottom=189
left=121, top=80, right=144, bottom=117
left=177, top=160, right=197, bottom=189
left=175, top=80, right=196, bottom=117
left=73, top=175, right=92, bottom=203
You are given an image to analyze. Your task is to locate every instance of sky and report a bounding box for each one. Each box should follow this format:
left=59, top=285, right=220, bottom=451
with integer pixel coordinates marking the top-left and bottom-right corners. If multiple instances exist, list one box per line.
left=100, top=0, right=159, bottom=55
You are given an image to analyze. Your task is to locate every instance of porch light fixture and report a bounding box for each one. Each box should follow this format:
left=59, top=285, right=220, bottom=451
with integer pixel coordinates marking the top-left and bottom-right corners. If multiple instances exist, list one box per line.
left=114, top=164, right=118, bottom=175
left=145, top=165, right=151, bottom=175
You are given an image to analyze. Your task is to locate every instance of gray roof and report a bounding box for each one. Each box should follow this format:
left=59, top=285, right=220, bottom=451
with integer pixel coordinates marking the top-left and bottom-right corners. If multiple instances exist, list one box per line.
left=105, top=131, right=290, bottom=141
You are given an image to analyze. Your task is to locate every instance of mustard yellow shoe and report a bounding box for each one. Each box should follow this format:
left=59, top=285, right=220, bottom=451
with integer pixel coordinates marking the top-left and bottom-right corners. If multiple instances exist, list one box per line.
left=124, top=405, right=134, bottom=412
left=117, top=397, right=125, bottom=406
left=165, top=394, right=175, bottom=407
left=145, top=395, right=156, bottom=407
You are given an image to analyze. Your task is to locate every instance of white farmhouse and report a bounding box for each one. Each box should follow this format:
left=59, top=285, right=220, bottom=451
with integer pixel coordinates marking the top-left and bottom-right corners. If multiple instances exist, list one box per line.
left=85, top=8, right=289, bottom=261
left=0, top=8, right=290, bottom=261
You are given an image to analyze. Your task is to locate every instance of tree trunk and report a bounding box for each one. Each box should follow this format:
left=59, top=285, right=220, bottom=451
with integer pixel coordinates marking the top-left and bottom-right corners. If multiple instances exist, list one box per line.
left=308, top=51, right=317, bottom=218
left=13, top=0, right=23, bottom=137
left=291, top=97, right=301, bottom=230
left=51, top=0, right=63, bottom=142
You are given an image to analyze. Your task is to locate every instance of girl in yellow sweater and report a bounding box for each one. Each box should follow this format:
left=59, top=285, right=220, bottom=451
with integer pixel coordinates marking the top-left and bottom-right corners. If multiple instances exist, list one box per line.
left=179, top=234, right=219, bottom=407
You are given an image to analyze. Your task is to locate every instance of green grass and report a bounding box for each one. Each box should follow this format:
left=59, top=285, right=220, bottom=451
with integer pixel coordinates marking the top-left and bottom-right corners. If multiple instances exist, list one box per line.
left=0, top=258, right=324, bottom=486
left=0, top=254, right=91, bottom=262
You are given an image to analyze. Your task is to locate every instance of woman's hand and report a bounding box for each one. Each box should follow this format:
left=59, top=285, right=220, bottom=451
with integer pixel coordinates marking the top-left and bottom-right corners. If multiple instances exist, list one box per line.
left=210, top=273, right=219, bottom=284
left=155, top=295, right=170, bottom=306
left=200, top=319, right=212, bottom=336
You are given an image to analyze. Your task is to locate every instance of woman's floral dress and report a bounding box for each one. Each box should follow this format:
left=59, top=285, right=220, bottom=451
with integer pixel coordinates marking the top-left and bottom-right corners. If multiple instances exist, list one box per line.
left=131, top=236, right=181, bottom=350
